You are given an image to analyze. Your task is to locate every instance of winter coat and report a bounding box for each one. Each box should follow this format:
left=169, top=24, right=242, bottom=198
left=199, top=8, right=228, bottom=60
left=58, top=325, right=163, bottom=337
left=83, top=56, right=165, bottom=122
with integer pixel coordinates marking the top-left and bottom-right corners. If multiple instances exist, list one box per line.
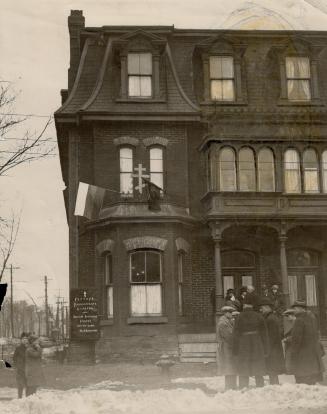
left=25, top=344, right=45, bottom=388
left=217, top=314, right=236, bottom=376
left=245, top=292, right=260, bottom=311
left=290, top=312, right=325, bottom=378
left=283, top=328, right=293, bottom=374
left=233, top=308, right=268, bottom=376
left=13, top=344, right=26, bottom=386
left=264, top=311, right=285, bottom=375
left=269, top=292, right=285, bottom=315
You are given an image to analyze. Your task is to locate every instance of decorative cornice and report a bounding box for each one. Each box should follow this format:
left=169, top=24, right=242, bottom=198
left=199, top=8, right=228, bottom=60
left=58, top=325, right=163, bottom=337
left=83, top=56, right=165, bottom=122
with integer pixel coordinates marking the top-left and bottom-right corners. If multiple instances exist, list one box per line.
left=96, top=239, right=115, bottom=255
left=143, top=136, right=168, bottom=147
left=113, top=136, right=139, bottom=147
left=123, top=236, right=168, bottom=251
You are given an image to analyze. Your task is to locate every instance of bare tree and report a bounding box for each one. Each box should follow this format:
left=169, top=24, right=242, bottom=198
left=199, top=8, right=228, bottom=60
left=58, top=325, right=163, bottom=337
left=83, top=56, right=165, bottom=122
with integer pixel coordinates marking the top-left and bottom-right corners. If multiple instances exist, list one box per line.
left=0, top=81, right=54, bottom=176
left=0, top=212, right=20, bottom=282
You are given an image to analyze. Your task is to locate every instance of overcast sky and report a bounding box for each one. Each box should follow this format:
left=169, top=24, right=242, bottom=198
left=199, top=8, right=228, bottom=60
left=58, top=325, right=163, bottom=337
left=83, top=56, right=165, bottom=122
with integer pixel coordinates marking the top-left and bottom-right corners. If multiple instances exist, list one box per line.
left=1, top=0, right=327, bottom=307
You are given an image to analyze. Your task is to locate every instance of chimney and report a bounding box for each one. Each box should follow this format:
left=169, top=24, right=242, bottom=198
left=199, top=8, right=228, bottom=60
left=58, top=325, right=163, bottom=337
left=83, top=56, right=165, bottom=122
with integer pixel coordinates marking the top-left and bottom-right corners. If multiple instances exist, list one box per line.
left=68, top=10, right=85, bottom=91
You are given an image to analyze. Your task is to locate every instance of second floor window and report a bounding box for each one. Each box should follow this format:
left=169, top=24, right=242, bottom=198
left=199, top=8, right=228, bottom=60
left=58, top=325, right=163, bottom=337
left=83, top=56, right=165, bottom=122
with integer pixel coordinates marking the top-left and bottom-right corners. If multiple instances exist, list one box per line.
left=286, top=57, right=311, bottom=101
left=209, top=56, right=235, bottom=101
left=239, top=147, right=256, bottom=191
left=120, top=147, right=133, bottom=195
left=104, top=254, right=113, bottom=318
left=284, top=149, right=301, bottom=193
left=219, top=147, right=236, bottom=191
left=149, top=147, right=163, bottom=189
left=128, top=53, right=152, bottom=98
left=303, top=149, right=319, bottom=193
left=258, top=148, right=275, bottom=192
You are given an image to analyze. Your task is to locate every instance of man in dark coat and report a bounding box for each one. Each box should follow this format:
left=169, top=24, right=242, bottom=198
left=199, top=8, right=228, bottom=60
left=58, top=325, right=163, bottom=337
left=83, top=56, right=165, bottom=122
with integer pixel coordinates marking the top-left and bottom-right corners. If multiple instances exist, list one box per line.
left=269, top=285, right=285, bottom=316
left=290, top=300, right=325, bottom=385
left=25, top=334, right=45, bottom=396
left=246, top=286, right=260, bottom=311
left=259, top=297, right=285, bottom=384
left=233, top=300, right=268, bottom=388
left=13, top=332, right=29, bottom=398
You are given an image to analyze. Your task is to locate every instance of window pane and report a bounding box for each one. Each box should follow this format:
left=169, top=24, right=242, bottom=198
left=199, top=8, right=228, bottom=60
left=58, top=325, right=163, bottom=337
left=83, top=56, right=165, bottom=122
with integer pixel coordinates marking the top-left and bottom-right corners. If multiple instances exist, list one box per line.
left=258, top=148, right=275, bottom=192
left=223, top=276, right=234, bottom=295
left=239, top=147, right=255, bottom=191
left=242, top=276, right=253, bottom=287
left=120, top=148, right=133, bottom=172
left=220, top=148, right=236, bottom=191
left=222, top=80, right=235, bottom=101
left=131, top=252, right=146, bottom=283
left=287, top=80, right=311, bottom=101
left=140, top=76, right=152, bottom=97
left=221, top=57, right=234, bottom=78
left=284, top=150, right=301, bottom=193
left=322, top=151, right=327, bottom=193
left=211, top=80, right=223, bottom=100
left=139, top=53, right=152, bottom=75
left=145, top=285, right=162, bottom=314
left=286, top=57, right=310, bottom=79
left=105, top=255, right=112, bottom=284
left=150, top=173, right=163, bottom=189
left=146, top=252, right=161, bottom=283
left=128, top=54, right=140, bottom=74
left=305, top=275, right=317, bottom=306
left=131, top=285, right=147, bottom=315
left=178, top=254, right=184, bottom=283
left=209, top=56, right=222, bottom=78
left=150, top=148, right=163, bottom=172
left=303, top=149, right=319, bottom=193
left=128, top=76, right=141, bottom=96
left=288, top=275, right=298, bottom=305
left=120, top=173, right=133, bottom=195
left=106, top=286, right=113, bottom=317
left=209, top=56, right=233, bottom=78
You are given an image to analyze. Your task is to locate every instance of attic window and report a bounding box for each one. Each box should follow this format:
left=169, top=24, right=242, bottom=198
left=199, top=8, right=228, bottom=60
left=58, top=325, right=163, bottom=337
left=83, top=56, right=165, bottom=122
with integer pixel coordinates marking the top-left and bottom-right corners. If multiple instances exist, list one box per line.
left=128, top=53, right=152, bottom=98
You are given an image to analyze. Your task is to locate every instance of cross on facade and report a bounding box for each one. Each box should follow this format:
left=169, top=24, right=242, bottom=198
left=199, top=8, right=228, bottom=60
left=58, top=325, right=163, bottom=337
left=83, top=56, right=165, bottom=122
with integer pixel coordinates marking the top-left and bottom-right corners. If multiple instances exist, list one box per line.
left=132, top=163, right=149, bottom=194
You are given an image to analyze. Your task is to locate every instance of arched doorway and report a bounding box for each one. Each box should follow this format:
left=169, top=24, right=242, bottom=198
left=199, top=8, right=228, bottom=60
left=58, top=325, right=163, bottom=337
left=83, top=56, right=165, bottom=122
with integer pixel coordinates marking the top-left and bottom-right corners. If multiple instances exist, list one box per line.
left=222, top=250, right=256, bottom=295
left=287, top=248, right=319, bottom=311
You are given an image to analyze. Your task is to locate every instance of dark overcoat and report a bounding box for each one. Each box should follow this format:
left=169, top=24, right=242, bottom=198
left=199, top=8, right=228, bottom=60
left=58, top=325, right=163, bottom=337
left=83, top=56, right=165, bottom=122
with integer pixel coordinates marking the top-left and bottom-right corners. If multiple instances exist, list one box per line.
left=290, top=312, right=325, bottom=378
left=25, top=345, right=45, bottom=388
left=13, top=344, right=26, bottom=387
left=217, top=314, right=236, bottom=375
left=264, top=311, right=285, bottom=375
left=232, top=308, right=268, bottom=376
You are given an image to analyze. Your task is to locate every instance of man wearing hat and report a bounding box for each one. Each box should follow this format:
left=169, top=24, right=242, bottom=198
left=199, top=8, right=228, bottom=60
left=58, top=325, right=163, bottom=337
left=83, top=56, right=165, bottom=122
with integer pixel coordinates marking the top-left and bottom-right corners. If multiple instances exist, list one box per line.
left=217, top=305, right=238, bottom=390
left=232, top=299, right=268, bottom=388
left=269, top=284, right=285, bottom=316
left=258, top=297, right=285, bottom=384
left=289, top=300, right=324, bottom=384
left=13, top=332, right=29, bottom=398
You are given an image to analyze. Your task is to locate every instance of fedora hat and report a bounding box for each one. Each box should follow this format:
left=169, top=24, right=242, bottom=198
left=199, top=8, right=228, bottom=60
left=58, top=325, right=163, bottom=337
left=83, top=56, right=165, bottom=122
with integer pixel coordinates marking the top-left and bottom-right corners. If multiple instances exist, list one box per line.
left=291, top=300, right=307, bottom=309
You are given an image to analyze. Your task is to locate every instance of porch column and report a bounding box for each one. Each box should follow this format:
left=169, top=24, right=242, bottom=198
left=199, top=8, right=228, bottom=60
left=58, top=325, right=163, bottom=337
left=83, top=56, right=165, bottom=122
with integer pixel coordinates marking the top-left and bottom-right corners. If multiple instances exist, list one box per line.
left=213, top=236, right=224, bottom=312
left=279, top=235, right=290, bottom=307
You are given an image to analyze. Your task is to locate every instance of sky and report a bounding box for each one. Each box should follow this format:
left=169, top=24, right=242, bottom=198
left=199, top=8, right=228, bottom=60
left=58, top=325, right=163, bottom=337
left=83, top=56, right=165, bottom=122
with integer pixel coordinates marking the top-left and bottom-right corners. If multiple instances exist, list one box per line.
left=1, top=0, right=327, bottom=307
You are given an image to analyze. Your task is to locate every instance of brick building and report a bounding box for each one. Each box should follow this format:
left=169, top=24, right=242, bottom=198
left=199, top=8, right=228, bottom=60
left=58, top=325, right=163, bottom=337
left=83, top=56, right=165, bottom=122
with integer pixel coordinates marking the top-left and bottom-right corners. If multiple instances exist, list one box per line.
left=55, top=10, right=327, bottom=361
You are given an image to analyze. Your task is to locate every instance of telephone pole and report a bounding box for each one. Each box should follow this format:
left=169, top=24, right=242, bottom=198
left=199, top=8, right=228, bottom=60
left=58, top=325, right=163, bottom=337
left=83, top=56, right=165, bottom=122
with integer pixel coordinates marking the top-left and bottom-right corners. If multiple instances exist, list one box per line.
left=44, top=276, right=50, bottom=337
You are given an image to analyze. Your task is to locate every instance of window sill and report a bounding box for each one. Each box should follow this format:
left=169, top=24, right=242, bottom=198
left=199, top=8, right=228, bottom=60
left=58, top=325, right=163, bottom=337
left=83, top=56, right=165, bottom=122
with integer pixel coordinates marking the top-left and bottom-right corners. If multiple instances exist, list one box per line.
left=127, top=316, right=168, bottom=324
left=200, top=100, right=247, bottom=106
left=100, top=319, right=114, bottom=326
left=277, top=99, right=324, bottom=107
left=116, top=98, right=166, bottom=104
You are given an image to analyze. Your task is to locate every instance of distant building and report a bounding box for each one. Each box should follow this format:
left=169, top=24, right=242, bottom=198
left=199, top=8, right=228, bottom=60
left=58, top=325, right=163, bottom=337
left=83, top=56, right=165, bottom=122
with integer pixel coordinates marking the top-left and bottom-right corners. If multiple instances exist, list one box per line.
left=55, top=10, right=327, bottom=361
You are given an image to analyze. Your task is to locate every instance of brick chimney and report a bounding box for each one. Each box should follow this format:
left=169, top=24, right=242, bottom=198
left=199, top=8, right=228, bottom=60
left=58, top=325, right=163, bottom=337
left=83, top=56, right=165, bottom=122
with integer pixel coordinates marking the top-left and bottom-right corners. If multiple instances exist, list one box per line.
left=68, top=10, right=85, bottom=91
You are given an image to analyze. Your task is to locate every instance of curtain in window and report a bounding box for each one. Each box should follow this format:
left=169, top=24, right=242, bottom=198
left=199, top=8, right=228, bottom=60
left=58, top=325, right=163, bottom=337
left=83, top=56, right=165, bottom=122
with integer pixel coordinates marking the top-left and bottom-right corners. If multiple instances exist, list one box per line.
left=128, top=53, right=152, bottom=97
left=323, top=151, right=327, bottom=193
left=303, top=149, right=319, bottom=193
left=219, top=147, right=236, bottom=191
left=120, top=147, right=133, bottom=195
left=305, top=274, right=317, bottom=306
left=150, top=147, right=163, bottom=189
left=223, top=276, right=234, bottom=295
left=239, top=147, right=256, bottom=191
left=258, top=148, right=275, bottom=191
left=288, top=275, right=298, bottom=305
left=210, top=56, right=235, bottom=101
left=130, top=285, right=162, bottom=315
left=284, top=149, right=301, bottom=193
left=286, top=57, right=311, bottom=101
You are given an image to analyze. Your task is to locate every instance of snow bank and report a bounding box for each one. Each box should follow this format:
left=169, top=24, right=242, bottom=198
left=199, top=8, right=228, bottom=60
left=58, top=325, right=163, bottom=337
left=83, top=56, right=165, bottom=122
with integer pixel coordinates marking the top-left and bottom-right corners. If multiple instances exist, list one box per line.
left=1, top=381, right=327, bottom=414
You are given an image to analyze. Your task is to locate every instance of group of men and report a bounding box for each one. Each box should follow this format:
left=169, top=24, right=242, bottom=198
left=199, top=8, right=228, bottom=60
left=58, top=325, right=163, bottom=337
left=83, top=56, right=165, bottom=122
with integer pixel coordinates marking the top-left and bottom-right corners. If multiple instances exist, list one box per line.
left=216, top=284, right=325, bottom=391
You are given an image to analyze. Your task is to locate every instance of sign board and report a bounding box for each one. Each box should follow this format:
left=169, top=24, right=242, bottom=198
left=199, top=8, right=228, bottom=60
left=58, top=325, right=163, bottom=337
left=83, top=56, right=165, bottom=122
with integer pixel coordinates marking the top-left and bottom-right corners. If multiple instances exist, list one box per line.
left=70, top=288, right=99, bottom=341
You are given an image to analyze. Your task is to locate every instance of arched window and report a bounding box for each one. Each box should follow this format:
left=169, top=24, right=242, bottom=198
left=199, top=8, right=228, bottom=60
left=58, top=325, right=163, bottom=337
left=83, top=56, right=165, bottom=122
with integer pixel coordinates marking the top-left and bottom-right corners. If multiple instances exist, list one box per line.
left=219, top=147, right=236, bottom=191
left=238, top=147, right=256, bottom=191
left=149, top=147, right=163, bottom=189
left=104, top=254, right=113, bottom=318
left=323, top=150, right=327, bottom=193
left=130, top=250, right=162, bottom=316
left=120, top=147, right=133, bottom=195
left=303, top=149, right=319, bottom=193
left=258, top=148, right=275, bottom=192
left=284, top=149, right=301, bottom=193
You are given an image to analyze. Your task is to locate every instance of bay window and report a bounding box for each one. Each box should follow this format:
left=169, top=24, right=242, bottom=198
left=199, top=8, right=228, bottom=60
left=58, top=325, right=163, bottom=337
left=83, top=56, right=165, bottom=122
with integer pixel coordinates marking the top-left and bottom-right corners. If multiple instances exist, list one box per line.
left=258, top=148, right=275, bottom=192
left=238, top=147, right=256, bottom=191
left=284, top=149, right=301, bottom=193
left=219, top=147, right=236, bottom=191
left=303, top=149, right=319, bottom=193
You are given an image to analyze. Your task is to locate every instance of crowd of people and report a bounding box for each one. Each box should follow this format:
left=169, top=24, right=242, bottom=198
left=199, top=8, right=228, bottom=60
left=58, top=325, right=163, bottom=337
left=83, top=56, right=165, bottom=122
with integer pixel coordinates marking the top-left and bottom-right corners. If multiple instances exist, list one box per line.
left=217, top=284, right=325, bottom=391
left=13, top=332, right=44, bottom=398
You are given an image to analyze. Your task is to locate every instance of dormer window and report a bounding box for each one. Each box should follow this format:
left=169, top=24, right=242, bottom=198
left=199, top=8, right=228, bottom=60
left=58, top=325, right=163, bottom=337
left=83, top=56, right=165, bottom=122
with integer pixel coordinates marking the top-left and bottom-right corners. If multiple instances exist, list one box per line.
left=209, top=56, right=235, bottom=101
left=128, top=53, right=152, bottom=98
left=286, top=57, right=311, bottom=101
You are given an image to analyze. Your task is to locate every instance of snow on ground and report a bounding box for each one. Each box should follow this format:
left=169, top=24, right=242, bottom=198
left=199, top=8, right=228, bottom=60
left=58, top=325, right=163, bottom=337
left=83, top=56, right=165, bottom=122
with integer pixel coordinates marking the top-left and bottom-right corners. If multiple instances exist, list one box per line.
left=1, top=377, right=327, bottom=414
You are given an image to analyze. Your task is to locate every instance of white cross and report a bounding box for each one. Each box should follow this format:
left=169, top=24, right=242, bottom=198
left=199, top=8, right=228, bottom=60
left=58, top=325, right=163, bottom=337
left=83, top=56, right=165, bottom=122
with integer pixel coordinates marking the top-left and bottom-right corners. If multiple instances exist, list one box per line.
left=132, top=164, right=149, bottom=194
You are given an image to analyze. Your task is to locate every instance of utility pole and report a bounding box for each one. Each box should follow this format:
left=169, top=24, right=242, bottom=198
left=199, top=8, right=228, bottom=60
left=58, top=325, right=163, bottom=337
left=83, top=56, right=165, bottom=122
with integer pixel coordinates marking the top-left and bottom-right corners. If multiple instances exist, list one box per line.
left=61, top=300, right=67, bottom=339
left=10, top=265, right=13, bottom=338
left=44, top=276, right=50, bottom=337
left=65, top=305, right=69, bottom=341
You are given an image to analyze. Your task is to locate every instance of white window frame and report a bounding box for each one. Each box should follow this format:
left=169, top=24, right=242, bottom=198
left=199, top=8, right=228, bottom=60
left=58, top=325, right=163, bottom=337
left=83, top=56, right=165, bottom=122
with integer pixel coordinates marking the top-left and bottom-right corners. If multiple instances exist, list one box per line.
left=119, top=147, right=133, bottom=196
left=127, top=52, right=152, bottom=98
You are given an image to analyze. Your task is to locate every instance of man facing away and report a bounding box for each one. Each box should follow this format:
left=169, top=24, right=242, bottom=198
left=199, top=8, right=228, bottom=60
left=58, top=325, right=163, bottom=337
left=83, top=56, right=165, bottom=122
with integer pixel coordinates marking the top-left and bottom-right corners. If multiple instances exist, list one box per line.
left=233, top=299, right=268, bottom=388
left=13, top=332, right=29, bottom=398
left=258, top=297, right=285, bottom=385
